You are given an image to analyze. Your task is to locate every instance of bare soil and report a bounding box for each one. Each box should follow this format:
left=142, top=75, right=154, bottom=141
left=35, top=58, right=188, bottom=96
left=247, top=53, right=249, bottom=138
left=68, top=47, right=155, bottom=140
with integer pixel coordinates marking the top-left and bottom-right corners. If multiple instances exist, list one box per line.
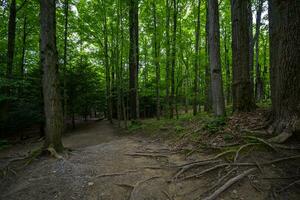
left=0, top=120, right=299, bottom=200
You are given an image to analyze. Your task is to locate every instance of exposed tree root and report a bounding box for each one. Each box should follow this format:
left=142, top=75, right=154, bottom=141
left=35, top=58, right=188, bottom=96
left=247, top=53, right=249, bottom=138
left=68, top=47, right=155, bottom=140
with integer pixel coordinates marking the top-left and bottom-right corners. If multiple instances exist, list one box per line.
left=94, top=170, right=137, bottom=178
left=207, top=168, right=238, bottom=192
left=125, top=153, right=168, bottom=158
left=162, top=190, right=174, bottom=200
left=173, top=160, right=221, bottom=180
left=129, top=176, right=161, bottom=200
left=234, top=143, right=259, bottom=163
left=278, top=179, right=300, bottom=193
left=202, top=168, right=257, bottom=200
left=182, top=163, right=230, bottom=181
left=242, top=136, right=277, bottom=151
left=268, top=131, right=293, bottom=144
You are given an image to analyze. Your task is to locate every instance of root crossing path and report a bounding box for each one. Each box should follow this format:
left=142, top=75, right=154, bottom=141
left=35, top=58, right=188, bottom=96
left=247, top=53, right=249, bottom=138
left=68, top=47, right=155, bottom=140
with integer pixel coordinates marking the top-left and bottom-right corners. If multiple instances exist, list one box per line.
left=1, top=121, right=261, bottom=200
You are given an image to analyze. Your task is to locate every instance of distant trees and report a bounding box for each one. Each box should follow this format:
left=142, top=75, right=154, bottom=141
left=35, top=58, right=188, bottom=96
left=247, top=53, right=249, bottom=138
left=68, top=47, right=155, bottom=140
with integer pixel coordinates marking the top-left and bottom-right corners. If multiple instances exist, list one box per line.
left=231, top=0, right=255, bottom=112
left=208, top=0, right=225, bottom=116
left=39, top=0, right=63, bottom=151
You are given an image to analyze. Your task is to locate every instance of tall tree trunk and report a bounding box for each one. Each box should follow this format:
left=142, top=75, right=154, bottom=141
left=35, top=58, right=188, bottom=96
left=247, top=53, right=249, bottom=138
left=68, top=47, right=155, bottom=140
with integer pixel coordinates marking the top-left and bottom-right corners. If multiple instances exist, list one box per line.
left=152, top=2, right=161, bottom=120
left=63, top=0, right=68, bottom=124
left=170, top=0, right=177, bottom=119
left=248, top=2, right=254, bottom=91
left=165, top=0, right=171, bottom=118
left=223, top=22, right=231, bottom=105
left=193, top=0, right=201, bottom=116
left=129, top=0, right=139, bottom=121
left=204, top=0, right=212, bottom=112
left=268, top=0, right=300, bottom=143
left=103, top=3, right=112, bottom=123
left=20, top=14, right=27, bottom=79
left=231, top=0, right=255, bottom=112
left=6, top=0, right=16, bottom=80
left=254, top=0, right=264, bottom=101
left=40, top=0, right=64, bottom=152
left=208, top=0, right=225, bottom=116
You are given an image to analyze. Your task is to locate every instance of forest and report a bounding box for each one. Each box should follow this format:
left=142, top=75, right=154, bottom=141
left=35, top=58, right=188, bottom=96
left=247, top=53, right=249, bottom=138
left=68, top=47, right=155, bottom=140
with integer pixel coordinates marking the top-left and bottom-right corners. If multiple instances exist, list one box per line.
left=0, top=0, right=299, bottom=200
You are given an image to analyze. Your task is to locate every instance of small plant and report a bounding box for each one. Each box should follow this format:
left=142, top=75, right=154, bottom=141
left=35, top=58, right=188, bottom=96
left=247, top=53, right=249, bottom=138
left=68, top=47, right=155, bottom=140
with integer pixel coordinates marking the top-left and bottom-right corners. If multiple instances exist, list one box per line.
left=0, top=139, right=10, bottom=150
left=203, top=117, right=226, bottom=134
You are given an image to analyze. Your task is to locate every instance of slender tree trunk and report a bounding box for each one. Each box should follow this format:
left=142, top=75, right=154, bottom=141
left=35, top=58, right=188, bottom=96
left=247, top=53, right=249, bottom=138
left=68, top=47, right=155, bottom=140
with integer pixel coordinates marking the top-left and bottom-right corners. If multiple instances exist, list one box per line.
left=204, top=1, right=212, bottom=112
left=20, top=14, right=27, bottom=79
left=129, top=0, right=139, bottom=121
left=103, top=4, right=112, bottom=123
left=63, top=0, right=68, bottom=124
left=268, top=0, right=300, bottom=143
left=208, top=0, right=225, bottom=116
left=152, top=3, right=161, bottom=120
left=248, top=2, right=254, bottom=91
left=193, top=0, right=201, bottom=116
left=165, top=0, right=171, bottom=118
left=116, top=0, right=121, bottom=127
left=40, top=0, right=64, bottom=152
left=223, top=23, right=231, bottom=105
left=170, top=0, right=177, bottom=119
left=6, top=0, right=16, bottom=80
left=254, top=0, right=264, bottom=101
left=231, top=0, right=255, bottom=112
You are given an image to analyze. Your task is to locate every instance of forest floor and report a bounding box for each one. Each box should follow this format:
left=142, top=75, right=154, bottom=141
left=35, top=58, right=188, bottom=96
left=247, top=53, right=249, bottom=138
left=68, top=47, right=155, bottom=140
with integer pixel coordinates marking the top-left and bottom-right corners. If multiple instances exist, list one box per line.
left=1, top=111, right=300, bottom=200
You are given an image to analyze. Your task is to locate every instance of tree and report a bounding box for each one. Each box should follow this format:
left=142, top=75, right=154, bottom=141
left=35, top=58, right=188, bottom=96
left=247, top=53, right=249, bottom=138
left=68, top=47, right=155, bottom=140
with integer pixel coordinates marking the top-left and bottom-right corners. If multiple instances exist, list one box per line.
left=165, top=0, right=171, bottom=117
left=231, top=0, right=255, bottom=112
left=103, top=1, right=112, bottom=123
left=193, top=0, right=201, bottom=116
left=170, top=0, right=178, bottom=118
left=152, top=2, right=160, bottom=120
left=268, top=0, right=300, bottom=143
left=40, top=0, right=64, bottom=152
left=208, top=0, right=225, bottom=116
left=129, top=0, right=139, bottom=121
left=6, top=0, right=16, bottom=80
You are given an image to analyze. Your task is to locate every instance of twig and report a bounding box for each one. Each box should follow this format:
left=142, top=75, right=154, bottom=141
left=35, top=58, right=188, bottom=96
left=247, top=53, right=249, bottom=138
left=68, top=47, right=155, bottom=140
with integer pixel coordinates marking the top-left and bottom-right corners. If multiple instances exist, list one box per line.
left=202, top=168, right=257, bottom=200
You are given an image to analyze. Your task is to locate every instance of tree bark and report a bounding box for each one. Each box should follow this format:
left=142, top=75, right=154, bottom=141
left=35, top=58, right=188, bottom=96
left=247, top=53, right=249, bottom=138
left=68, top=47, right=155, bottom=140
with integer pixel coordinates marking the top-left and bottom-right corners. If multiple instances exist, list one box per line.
left=208, top=0, right=225, bottom=116
left=63, top=0, right=68, bottom=124
left=129, top=0, right=139, bottom=121
left=103, top=2, right=112, bottom=123
left=268, top=0, right=300, bottom=142
left=170, top=0, right=177, bottom=119
left=165, top=0, right=171, bottom=118
left=204, top=0, right=212, bottom=112
left=231, top=0, right=255, bottom=112
left=6, top=0, right=16, bottom=80
left=20, top=14, right=27, bottom=78
left=40, top=0, right=64, bottom=152
left=193, top=0, right=201, bottom=116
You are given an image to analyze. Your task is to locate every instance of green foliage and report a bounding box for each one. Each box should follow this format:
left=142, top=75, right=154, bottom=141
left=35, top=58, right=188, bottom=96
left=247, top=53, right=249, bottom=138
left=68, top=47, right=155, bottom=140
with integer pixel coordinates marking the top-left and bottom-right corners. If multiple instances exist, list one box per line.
left=0, top=139, right=10, bottom=150
left=203, top=117, right=226, bottom=134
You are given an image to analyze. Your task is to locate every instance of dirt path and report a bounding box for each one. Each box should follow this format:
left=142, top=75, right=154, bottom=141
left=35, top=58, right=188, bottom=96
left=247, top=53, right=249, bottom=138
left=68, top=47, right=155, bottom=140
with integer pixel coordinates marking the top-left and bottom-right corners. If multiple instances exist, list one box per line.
left=0, top=121, right=279, bottom=200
